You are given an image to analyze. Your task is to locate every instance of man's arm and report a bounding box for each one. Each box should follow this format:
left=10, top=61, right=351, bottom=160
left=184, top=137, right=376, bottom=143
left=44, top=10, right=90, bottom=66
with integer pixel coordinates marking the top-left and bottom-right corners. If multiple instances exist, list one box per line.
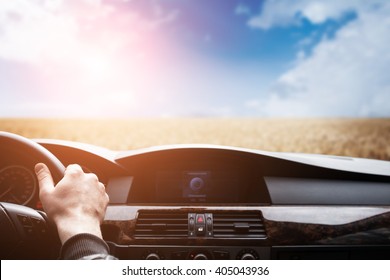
left=35, top=163, right=115, bottom=259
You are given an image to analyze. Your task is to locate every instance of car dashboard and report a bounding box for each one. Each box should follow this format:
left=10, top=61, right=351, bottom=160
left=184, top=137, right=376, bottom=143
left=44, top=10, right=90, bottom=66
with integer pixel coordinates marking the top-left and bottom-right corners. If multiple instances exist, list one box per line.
left=2, top=138, right=390, bottom=259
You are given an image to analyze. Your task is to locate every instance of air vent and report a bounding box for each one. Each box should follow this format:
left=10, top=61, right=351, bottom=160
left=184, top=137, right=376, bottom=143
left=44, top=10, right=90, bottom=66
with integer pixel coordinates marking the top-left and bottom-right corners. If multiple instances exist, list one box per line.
left=212, top=211, right=266, bottom=239
left=134, top=211, right=188, bottom=238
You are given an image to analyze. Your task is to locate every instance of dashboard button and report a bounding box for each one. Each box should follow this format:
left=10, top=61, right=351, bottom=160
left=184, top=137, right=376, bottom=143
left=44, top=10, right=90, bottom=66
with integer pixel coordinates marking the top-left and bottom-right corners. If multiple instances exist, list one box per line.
left=189, top=217, right=195, bottom=231
left=196, top=214, right=205, bottom=224
left=31, top=217, right=47, bottom=235
left=195, top=214, right=206, bottom=236
left=196, top=226, right=205, bottom=235
left=23, top=226, right=36, bottom=238
left=206, top=217, right=212, bottom=230
left=17, top=214, right=32, bottom=226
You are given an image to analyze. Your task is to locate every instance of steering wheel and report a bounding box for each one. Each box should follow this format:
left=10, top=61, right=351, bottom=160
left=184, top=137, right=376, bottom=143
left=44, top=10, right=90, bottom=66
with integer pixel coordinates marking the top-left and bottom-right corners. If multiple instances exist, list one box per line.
left=0, top=131, right=65, bottom=259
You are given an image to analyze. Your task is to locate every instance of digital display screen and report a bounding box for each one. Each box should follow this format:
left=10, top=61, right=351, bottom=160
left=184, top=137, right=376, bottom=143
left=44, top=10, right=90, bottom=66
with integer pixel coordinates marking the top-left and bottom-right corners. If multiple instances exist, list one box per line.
left=156, top=169, right=241, bottom=203
left=182, top=171, right=210, bottom=202
left=126, top=152, right=270, bottom=204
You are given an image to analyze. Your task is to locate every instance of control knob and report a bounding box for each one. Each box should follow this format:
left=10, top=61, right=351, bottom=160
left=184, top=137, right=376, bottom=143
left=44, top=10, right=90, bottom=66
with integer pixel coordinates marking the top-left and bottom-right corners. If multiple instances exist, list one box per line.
left=237, top=249, right=259, bottom=260
left=193, top=253, right=208, bottom=260
left=145, top=253, right=161, bottom=260
left=241, top=253, right=256, bottom=260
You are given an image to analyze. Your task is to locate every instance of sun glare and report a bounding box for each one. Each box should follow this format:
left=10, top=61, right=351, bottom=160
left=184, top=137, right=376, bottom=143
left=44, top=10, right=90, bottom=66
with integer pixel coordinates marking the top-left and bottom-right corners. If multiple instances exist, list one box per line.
left=79, top=52, right=114, bottom=83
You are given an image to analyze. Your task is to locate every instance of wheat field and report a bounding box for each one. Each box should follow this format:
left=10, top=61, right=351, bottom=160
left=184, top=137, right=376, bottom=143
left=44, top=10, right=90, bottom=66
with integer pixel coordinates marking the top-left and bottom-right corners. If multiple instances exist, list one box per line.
left=1, top=118, right=390, bottom=160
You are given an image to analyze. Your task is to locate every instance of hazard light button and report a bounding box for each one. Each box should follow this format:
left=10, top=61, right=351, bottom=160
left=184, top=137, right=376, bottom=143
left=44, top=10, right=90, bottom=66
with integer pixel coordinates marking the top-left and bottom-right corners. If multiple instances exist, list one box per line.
left=195, top=214, right=205, bottom=236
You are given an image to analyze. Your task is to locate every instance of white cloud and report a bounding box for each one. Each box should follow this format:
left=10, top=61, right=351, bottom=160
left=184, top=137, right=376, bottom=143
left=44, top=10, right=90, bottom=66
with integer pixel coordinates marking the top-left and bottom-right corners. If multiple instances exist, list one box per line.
left=0, top=0, right=110, bottom=63
left=248, top=0, right=363, bottom=29
left=0, top=0, right=179, bottom=64
left=247, top=0, right=390, bottom=117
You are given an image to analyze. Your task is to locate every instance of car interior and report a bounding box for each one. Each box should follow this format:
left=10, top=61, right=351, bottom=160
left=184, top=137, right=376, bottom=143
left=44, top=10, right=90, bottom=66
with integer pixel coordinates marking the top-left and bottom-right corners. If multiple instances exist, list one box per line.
left=1, top=131, right=390, bottom=260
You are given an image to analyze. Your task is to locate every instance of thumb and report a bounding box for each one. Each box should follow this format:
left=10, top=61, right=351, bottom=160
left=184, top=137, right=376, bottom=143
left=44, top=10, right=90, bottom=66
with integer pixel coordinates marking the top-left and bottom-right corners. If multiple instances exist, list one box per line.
left=35, top=163, right=55, bottom=195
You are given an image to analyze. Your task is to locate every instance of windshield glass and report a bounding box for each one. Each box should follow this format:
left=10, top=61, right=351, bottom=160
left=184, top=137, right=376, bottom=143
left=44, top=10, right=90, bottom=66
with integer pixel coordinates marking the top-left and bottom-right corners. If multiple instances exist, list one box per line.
left=0, top=0, right=389, bottom=159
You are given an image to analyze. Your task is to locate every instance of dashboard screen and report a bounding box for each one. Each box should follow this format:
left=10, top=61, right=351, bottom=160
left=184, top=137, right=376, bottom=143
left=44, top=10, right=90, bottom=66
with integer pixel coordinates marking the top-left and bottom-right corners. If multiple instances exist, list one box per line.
left=156, top=169, right=244, bottom=203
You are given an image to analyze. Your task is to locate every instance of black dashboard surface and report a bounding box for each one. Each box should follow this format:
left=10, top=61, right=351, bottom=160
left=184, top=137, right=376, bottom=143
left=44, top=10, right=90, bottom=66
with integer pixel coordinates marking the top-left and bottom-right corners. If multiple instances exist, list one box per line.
left=2, top=138, right=390, bottom=259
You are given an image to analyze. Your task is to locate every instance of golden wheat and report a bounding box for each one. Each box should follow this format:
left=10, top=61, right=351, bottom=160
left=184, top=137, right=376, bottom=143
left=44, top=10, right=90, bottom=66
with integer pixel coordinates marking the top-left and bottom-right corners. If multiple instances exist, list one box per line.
left=1, top=118, right=389, bottom=160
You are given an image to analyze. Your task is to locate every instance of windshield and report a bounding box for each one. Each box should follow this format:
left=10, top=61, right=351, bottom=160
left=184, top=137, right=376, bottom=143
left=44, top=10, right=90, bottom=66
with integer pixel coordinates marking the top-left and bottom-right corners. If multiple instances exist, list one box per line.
left=0, top=0, right=389, bottom=159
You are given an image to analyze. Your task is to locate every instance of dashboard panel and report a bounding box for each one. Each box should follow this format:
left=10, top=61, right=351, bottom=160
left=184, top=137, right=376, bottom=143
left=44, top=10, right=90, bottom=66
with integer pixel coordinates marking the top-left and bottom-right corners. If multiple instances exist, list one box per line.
left=120, top=151, right=270, bottom=204
left=2, top=137, right=390, bottom=259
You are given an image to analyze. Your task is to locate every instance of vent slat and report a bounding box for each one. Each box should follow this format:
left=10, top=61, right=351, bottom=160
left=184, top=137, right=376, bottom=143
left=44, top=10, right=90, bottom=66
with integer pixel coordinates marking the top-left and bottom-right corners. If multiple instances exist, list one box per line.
left=213, top=229, right=266, bottom=232
left=213, top=212, right=266, bottom=239
left=134, top=211, right=267, bottom=239
left=134, top=211, right=188, bottom=238
left=213, top=223, right=265, bottom=227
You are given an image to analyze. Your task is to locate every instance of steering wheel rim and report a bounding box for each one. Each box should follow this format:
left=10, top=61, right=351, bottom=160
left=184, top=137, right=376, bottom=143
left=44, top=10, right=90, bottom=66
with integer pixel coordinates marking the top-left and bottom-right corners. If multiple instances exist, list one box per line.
left=0, top=131, right=65, bottom=259
left=0, top=131, right=65, bottom=182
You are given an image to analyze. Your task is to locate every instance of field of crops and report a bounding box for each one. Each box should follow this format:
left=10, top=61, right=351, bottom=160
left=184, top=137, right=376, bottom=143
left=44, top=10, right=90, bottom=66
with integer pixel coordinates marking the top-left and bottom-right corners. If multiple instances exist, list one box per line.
left=1, top=118, right=389, bottom=160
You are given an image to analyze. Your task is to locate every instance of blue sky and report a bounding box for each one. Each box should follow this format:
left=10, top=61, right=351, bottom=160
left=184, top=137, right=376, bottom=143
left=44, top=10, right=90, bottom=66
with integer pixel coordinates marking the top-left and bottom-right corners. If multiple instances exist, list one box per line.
left=0, top=0, right=389, bottom=117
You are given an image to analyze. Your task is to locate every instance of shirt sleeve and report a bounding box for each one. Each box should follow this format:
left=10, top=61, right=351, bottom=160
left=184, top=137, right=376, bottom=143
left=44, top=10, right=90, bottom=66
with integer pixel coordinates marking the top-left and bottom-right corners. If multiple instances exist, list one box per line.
left=59, top=233, right=117, bottom=260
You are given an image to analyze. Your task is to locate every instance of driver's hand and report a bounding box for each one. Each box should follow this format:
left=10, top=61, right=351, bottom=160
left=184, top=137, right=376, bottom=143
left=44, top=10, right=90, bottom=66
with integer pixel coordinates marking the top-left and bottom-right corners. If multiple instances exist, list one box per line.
left=35, top=163, right=109, bottom=244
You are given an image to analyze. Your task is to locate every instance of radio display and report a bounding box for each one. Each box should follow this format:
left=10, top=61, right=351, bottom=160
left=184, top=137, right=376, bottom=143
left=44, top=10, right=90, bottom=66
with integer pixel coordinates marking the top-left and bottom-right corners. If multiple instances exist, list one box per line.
left=156, top=169, right=243, bottom=203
